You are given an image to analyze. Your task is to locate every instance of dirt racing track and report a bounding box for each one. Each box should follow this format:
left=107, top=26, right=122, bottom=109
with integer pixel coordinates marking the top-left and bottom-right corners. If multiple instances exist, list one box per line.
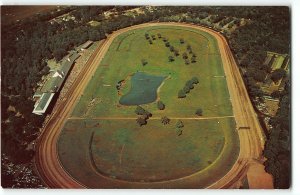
left=35, top=22, right=273, bottom=189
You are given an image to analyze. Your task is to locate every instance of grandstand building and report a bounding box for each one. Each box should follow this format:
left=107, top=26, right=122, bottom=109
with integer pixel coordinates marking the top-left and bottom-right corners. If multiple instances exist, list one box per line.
left=32, top=52, right=80, bottom=115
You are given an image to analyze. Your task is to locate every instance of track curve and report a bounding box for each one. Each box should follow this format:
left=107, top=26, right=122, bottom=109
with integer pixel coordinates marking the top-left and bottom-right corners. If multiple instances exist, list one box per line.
left=35, top=22, right=271, bottom=189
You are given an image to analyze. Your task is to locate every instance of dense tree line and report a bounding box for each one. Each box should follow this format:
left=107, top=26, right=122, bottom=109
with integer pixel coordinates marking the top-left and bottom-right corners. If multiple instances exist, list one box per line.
left=263, top=81, right=290, bottom=188
left=226, top=9, right=290, bottom=188
left=228, top=7, right=289, bottom=97
left=223, top=8, right=290, bottom=188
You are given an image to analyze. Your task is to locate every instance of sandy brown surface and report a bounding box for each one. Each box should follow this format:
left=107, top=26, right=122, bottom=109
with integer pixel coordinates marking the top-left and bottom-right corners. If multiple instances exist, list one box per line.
left=247, top=160, right=273, bottom=189
left=35, top=22, right=273, bottom=188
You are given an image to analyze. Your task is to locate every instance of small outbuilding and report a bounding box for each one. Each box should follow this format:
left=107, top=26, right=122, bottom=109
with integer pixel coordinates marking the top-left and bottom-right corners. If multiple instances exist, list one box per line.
left=80, top=40, right=93, bottom=51
left=32, top=93, right=55, bottom=115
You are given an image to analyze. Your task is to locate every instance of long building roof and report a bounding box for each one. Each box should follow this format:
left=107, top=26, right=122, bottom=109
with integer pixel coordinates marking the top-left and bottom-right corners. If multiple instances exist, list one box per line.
left=32, top=51, right=81, bottom=115
left=81, top=40, right=93, bottom=49
left=38, top=52, right=80, bottom=93
left=32, top=93, right=55, bottom=114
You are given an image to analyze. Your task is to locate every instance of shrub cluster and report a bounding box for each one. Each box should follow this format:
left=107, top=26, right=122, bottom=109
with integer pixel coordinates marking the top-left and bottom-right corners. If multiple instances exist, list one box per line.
left=195, top=108, right=203, bottom=116
left=157, top=101, right=165, bottom=110
left=161, top=116, right=170, bottom=125
left=145, top=33, right=157, bottom=44
left=135, top=106, right=152, bottom=126
left=178, top=77, right=199, bottom=98
left=176, top=120, right=184, bottom=136
left=183, top=44, right=197, bottom=64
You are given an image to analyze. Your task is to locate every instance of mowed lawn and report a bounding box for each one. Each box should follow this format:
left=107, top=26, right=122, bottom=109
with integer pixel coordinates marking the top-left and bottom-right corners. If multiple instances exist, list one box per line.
left=57, top=25, right=239, bottom=188
left=58, top=117, right=239, bottom=188
left=71, top=26, right=232, bottom=118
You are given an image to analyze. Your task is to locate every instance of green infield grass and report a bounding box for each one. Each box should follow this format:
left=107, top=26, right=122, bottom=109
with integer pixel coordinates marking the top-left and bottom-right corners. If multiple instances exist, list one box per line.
left=71, top=26, right=231, bottom=118
left=57, top=25, right=239, bottom=188
left=58, top=117, right=239, bottom=187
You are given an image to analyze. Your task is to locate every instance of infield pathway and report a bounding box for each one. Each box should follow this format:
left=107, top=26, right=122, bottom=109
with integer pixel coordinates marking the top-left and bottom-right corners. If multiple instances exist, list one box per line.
left=68, top=115, right=235, bottom=120
left=35, top=22, right=273, bottom=189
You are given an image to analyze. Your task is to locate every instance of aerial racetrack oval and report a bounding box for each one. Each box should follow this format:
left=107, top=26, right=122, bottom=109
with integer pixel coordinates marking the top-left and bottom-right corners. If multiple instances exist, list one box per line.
left=35, top=22, right=265, bottom=189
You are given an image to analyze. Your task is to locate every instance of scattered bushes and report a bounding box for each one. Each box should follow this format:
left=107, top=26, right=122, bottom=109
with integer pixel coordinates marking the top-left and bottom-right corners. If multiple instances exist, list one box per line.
left=185, top=80, right=194, bottom=89
left=168, top=56, right=174, bottom=62
left=161, top=116, right=170, bottom=125
left=145, top=33, right=150, bottom=40
left=136, top=115, right=148, bottom=126
left=195, top=108, right=203, bottom=116
left=176, top=120, right=184, bottom=136
left=183, top=86, right=190, bottom=94
left=191, top=56, right=196, bottom=63
left=180, top=38, right=184, bottom=44
left=116, top=79, right=124, bottom=90
left=187, top=44, right=192, bottom=51
left=141, top=59, right=148, bottom=66
left=176, top=120, right=184, bottom=128
left=182, top=52, right=188, bottom=59
left=135, top=106, right=152, bottom=126
left=157, top=101, right=165, bottom=110
left=178, top=90, right=186, bottom=98
left=135, top=106, right=152, bottom=117
left=191, top=77, right=199, bottom=84
left=169, top=46, right=174, bottom=52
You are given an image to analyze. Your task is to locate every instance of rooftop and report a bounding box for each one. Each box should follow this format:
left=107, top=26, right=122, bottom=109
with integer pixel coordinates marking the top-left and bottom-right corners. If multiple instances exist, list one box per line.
left=80, top=40, right=93, bottom=49
left=32, top=51, right=81, bottom=115
left=39, top=52, right=80, bottom=93
left=32, top=93, right=55, bottom=115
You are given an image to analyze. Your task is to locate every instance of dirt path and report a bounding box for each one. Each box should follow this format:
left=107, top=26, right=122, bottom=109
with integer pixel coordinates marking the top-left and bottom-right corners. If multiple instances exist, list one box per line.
left=35, top=22, right=272, bottom=189
left=68, top=115, right=234, bottom=120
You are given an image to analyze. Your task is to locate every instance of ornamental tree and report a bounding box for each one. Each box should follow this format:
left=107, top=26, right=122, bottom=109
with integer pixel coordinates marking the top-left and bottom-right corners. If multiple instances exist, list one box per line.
left=178, top=90, right=186, bottom=98
left=195, top=108, right=203, bottom=116
left=161, top=116, right=170, bottom=125
left=157, top=101, right=165, bottom=110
